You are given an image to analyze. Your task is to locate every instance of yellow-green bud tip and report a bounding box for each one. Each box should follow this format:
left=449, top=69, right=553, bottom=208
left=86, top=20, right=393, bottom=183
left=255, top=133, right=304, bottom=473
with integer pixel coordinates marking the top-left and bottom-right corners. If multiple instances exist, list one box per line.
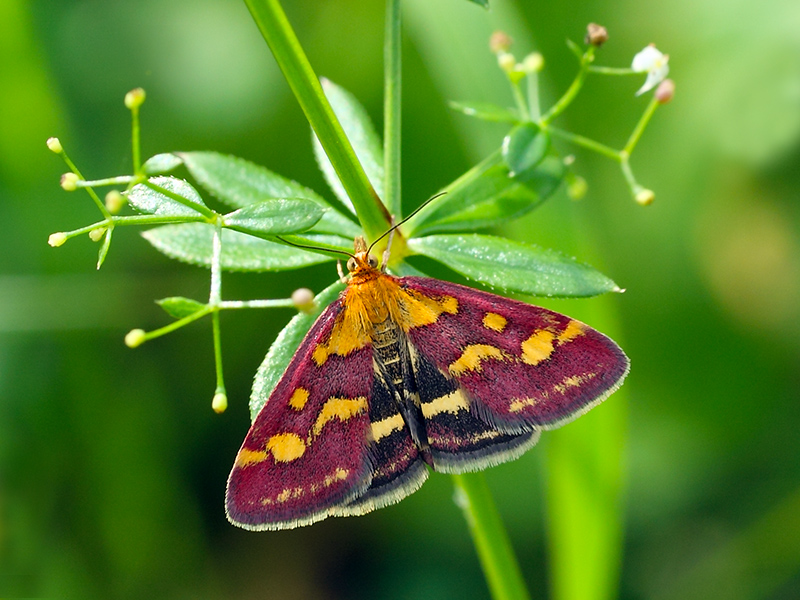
left=489, top=31, right=513, bottom=54
left=655, top=79, right=675, bottom=104
left=522, top=52, right=544, bottom=73
left=48, top=232, right=68, bottom=247
left=125, top=328, right=146, bottom=348
left=60, top=172, right=79, bottom=191
left=292, top=287, right=316, bottom=314
left=124, top=88, right=146, bottom=110
left=105, top=190, right=125, bottom=214
left=585, top=23, right=609, bottom=47
left=635, top=189, right=655, bottom=206
left=497, top=52, right=516, bottom=74
left=46, top=137, right=63, bottom=153
left=568, top=176, right=588, bottom=200
left=212, top=392, right=228, bottom=414
left=89, top=228, right=106, bottom=242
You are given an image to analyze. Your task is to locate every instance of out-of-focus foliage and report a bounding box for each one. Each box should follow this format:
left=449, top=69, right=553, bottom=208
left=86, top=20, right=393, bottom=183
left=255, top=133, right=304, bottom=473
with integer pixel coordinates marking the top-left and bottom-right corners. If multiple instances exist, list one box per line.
left=1, top=0, right=799, bottom=598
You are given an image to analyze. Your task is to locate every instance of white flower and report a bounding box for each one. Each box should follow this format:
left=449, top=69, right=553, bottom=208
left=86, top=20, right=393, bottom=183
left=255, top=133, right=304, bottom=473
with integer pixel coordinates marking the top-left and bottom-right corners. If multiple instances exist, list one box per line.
left=632, top=45, right=669, bottom=96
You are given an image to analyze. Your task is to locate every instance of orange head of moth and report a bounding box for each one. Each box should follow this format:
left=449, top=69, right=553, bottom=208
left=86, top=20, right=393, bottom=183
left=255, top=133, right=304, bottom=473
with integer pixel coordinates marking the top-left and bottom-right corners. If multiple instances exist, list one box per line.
left=346, top=236, right=382, bottom=285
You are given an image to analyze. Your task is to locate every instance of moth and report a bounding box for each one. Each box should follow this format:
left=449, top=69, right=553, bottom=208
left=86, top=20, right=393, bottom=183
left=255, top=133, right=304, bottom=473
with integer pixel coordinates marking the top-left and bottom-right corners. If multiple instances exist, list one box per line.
left=226, top=235, right=629, bottom=530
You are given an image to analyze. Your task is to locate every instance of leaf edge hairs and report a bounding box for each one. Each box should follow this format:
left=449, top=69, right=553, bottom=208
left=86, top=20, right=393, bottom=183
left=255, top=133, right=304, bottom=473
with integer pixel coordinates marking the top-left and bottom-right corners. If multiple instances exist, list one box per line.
left=226, top=237, right=629, bottom=530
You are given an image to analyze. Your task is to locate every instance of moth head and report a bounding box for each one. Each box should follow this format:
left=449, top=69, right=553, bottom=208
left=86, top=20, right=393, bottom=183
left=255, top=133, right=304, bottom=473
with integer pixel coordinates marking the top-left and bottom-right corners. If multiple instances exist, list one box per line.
left=348, top=236, right=380, bottom=275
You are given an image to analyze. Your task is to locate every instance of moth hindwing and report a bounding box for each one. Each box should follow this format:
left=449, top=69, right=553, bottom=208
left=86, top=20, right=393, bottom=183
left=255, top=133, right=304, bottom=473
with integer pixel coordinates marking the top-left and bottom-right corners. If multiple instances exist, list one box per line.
left=226, top=239, right=629, bottom=530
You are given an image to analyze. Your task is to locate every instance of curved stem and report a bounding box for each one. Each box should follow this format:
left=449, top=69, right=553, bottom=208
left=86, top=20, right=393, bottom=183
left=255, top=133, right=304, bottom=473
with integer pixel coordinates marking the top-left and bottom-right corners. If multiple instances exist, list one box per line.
left=383, top=0, right=402, bottom=218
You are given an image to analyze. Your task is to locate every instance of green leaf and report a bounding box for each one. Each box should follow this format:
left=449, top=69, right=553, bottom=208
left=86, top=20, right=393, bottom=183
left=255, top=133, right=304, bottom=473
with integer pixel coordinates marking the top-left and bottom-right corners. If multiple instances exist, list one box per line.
left=142, top=153, right=182, bottom=175
left=177, top=151, right=360, bottom=237
left=142, top=223, right=350, bottom=271
left=157, top=296, right=207, bottom=319
left=127, top=176, right=208, bottom=217
left=449, top=101, right=520, bottom=123
left=223, top=198, right=324, bottom=236
left=250, top=280, right=345, bottom=420
left=503, top=123, right=551, bottom=176
left=465, top=0, right=489, bottom=7
left=407, top=233, right=619, bottom=297
left=313, top=79, right=384, bottom=212
left=404, top=152, right=564, bottom=236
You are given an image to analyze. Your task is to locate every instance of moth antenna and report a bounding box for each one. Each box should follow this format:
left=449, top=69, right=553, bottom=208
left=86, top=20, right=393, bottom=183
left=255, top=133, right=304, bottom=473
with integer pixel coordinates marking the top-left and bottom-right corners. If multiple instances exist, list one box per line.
left=367, top=192, right=447, bottom=256
left=276, top=236, right=355, bottom=262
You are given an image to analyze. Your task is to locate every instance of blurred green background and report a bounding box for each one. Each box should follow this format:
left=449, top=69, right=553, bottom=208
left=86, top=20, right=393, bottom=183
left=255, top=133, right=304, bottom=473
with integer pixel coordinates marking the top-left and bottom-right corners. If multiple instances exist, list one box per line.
left=2, top=0, right=799, bottom=598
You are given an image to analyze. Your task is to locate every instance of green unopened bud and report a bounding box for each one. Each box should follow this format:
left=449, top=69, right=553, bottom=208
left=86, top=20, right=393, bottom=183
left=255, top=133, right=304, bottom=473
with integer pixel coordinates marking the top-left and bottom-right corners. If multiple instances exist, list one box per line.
left=124, top=88, right=146, bottom=110
left=635, top=188, right=655, bottom=206
left=489, top=31, right=513, bottom=54
left=585, top=23, right=609, bottom=47
left=655, top=79, right=675, bottom=104
left=125, top=328, right=146, bottom=348
left=105, top=190, right=125, bottom=213
left=568, top=176, right=588, bottom=200
left=212, top=392, right=228, bottom=414
left=497, top=52, right=516, bottom=74
left=46, top=137, right=63, bottom=153
left=291, top=287, right=316, bottom=314
left=89, top=228, right=106, bottom=242
left=521, top=52, right=544, bottom=73
left=48, top=232, right=68, bottom=247
left=60, top=172, right=79, bottom=191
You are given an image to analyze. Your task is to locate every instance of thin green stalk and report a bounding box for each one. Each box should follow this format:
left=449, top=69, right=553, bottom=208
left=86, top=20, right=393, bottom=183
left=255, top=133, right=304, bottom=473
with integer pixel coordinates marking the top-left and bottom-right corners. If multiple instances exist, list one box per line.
left=243, top=0, right=389, bottom=240
left=383, top=0, right=402, bottom=218
left=540, top=47, right=595, bottom=126
left=527, top=72, right=541, bottom=122
left=61, top=214, right=208, bottom=240
left=452, top=473, right=531, bottom=600
left=59, top=149, right=112, bottom=218
left=623, top=95, right=659, bottom=156
left=548, top=127, right=621, bottom=162
left=587, top=66, right=636, bottom=75
left=510, top=80, right=531, bottom=122
left=131, top=102, right=141, bottom=173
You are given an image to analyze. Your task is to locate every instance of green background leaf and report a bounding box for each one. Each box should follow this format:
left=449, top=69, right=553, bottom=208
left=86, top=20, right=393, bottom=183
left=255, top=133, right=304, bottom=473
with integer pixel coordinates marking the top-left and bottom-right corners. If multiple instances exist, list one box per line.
left=408, top=233, right=619, bottom=297
left=502, top=123, right=551, bottom=176
left=222, top=198, right=324, bottom=235
left=157, top=296, right=207, bottom=319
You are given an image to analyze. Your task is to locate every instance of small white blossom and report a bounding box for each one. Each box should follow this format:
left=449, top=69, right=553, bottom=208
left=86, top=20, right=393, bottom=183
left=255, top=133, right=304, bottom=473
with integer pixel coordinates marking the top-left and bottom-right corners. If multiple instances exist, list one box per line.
left=632, top=45, right=669, bottom=96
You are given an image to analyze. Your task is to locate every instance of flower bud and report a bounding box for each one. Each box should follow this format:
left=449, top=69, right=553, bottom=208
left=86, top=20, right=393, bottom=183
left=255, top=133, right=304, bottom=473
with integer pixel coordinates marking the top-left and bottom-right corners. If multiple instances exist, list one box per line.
left=48, top=232, right=68, bottom=247
left=521, top=52, right=544, bottom=73
left=89, top=228, right=106, bottom=242
left=212, top=392, right=228, bottom=414
left=585, top=23, right=608, bottom=47
left=125, top=329, right=146, bottom=348
left=60, top=172, right=79, bottom=191
left=489, top=31, right=512, bottom=54
left=568, top=176, right=588, bottom=200
left=124, top=88, right=146, bottom=110
left=292, top=287, right=316, bottom=313
left=105, top=190, right=125, bottom=214
left=497, top=52, right=516, bottom=74
left=655, top=79, right=675, bottom=104
left=46, top=137, right=63, bottom=153
left=635, top=188, right=655, bottom=206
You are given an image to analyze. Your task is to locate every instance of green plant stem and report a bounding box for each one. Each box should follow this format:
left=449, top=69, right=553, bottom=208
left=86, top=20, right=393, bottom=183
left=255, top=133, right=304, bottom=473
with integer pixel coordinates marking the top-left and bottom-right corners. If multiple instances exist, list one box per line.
left=587, top=66, right=636, bottom=75
left=76, top=175, right=136, bottom=188
left=131, top=103, right=141, bottom=173
left=527, top=72, right=541, bottom=122
left=452, top=473, right=531, bottom=600
left=510, top=79, right=530, bottom=122
left=59, top=149, right=112, bottom=219
left=623, top=95, right=659, bottom=156
left=383, top=0, right=402, bottom=218
left=63, top=214, right=208, bottom=239
left=548, top=127, right=621, bottom=162
left=141, top=306, right=213, bottom=342
left=540, top=46, right=595, bottom=126
left=243, top=0, right=389, bottom=240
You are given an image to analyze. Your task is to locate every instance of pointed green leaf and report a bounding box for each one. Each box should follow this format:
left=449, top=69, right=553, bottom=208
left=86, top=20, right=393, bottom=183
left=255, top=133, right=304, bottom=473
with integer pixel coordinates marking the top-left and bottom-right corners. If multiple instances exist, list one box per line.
left=142, top=153, right=182, bottom=175
left=96, top=228, right=112, bottom=270
left=449, top=101, right=520, bottom=123
left=177, top=151, right=360, bottom=237
left=250, top=280, right=345, bottom=420
left=404, top=152, right=564, bottom=236
left=312, top=79, right=384, bottom=212
left=465, top=0, right=489, bottom=7
left=126, top=176, right=207, bottom=217
left=157, top=296, right=207, bottom=319
left=223, top=198, right=324, bottom=236
left=407, top=234, right=619, bottom=297
left=142, top=223, right=350, bottom=271
left=503, top=123, right=550, bottom=176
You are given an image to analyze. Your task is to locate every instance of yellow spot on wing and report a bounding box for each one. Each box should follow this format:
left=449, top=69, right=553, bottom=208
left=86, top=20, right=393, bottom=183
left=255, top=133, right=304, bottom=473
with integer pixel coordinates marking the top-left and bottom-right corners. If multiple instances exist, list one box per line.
left=558, top=320, right=585, bottom=343
left=553, top=372, right=596, bottom=393
left=289, top=387, right=310, bottom=410
left=421, top=389, right=469, bottom=418
left=371, top=413, right=405, bottom=442
left=235, top=448, right=268, bottom=467
left=483, top=312, right=507, bottom=332
left=520, top=330, right=556, bottom=365
left=449, top=344, right=508, bottom=376
left=267, top=432, right=306, bottom=462
left=312, top=397, right=367, bottom=436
